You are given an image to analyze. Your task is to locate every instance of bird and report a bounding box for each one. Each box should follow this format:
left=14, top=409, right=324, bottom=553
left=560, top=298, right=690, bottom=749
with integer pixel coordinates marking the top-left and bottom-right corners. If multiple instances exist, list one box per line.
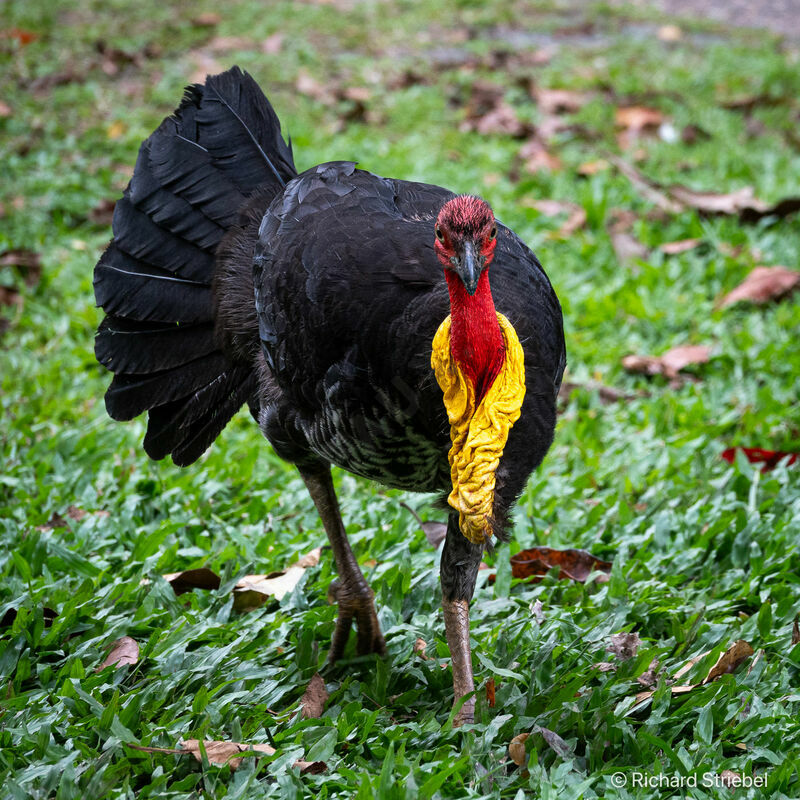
left=93, top=66, right=565, bottom=725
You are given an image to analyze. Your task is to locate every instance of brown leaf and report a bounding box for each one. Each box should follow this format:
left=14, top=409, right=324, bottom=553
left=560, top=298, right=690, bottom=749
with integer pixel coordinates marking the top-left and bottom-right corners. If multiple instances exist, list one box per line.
left=533, top=86, right=588, bottom=114
left=637, top=658, right=661, bottom=688
left=705, top=639, right=754, bottom=683
left=0, top=248, right=42, bottom=286
left=594, top=662, right=617, bottom=672
left=533, top=726, right=572, bottom=759
left=163, top=567, right=221, bottom=595
left=719, top=265, right=800, bottom=308
left=485, top=677, right=496, bottom=707
left=0, top=101, right=11, bottom=118
left=508, top=733, right=529, bottom=766
left=401, top=502, right=447, bottom=548
left=577, top=159, right=609, bottom=177
left=413, top=637, right=428, bottom=659
left=792, top=619, right=799, bottom=646
left=509, top=547, right=611, bottom=583
left=89, top=198, right=117, bottom=226
left=261, top=33, right=284, bottom=54
left=460, top=81, right=530, bottom=139
left=635, top=640, right=753, bottom=706
left=657, top=24, right=682, bottom=42
left=233, top=547, right=321, bottom=610
left=607, top=632, right=641, bottom=661
left=611, top=157, right=800, bottom=221
left=611, top=230, right=648, bottom=265
left=558, top=380, right=643, bottom=406
left=97, top=636, right=139, bottom=671
left=528, top=199, right=586, bottom=237
left=300, top=673, right=329, bottom=719
left=191, top=12, right=222, bottom=26
left=531, top=599, right=545, bottom=624
left=681, top=124, right=710, bottom=145
left=659, top=238, right=702, bottom=255
left=518, top=138, right=562, bottom=174
left=621, top=345, right=711, bottom=381
left=615, top=106, right=664, bottom=130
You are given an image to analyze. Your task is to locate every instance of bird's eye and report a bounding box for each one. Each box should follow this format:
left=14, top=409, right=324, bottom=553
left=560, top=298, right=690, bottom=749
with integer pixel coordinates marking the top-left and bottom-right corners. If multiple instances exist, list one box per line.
left=489, top=226, right=497, bottom=240
left=435, top=227, right=444, bottom=242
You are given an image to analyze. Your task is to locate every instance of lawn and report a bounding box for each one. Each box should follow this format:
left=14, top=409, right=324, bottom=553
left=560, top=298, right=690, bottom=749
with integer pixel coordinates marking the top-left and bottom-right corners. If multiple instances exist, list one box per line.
left=1, top=0, right=799, bottom=797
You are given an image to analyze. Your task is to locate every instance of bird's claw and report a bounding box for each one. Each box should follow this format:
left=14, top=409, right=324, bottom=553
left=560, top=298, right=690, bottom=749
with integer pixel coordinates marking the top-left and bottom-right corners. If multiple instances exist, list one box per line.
left=328, top=578, right=387, bottom=660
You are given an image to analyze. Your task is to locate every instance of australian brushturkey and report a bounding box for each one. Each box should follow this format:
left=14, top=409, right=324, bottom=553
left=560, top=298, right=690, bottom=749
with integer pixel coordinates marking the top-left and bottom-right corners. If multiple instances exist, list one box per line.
left=94, top=67, right=565, bottom=724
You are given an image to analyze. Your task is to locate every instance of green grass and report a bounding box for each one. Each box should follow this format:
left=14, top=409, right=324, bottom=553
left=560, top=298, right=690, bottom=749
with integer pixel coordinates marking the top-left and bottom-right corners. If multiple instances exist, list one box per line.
left=2, top=0, right=800, bottom=797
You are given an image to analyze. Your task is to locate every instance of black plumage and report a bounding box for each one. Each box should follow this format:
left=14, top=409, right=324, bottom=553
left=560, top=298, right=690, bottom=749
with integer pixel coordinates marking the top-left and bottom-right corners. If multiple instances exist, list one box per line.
left=93, top=67, right=565, bottom=725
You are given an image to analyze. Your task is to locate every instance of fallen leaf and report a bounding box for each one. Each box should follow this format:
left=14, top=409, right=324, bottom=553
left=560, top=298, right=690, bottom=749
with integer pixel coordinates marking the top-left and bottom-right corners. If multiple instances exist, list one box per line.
left=0, top=248, right=42, bottom=286
left=459, top=81, right=530, bottom=138
left=615, top=106, right=664, bottom=148
left=130, top=739, right=324, bottom=773
left=300, top=673, right=328, bottom=719
left=261, top=33, right=284, bottom=54
left=533, top=726, right=572, bottom=759
left=635, top=640, right=753, bottom=706
left=532, top=86, right=588, bottom=114
left=621, top=344, right=711, bottom=381
left=485, top=677, right=496, bottom=707
left=518, top=138, right=562, bottom=174
left=637, top=658, right=660, bottom=688
left=89, top=198, right=117, bottom=226
left=67, top=505, right=86, bottom=521
left=508, top=733, right=529, bottom=766
left=508, top=547, right=612, bottom=583
left=719, top=265, right=800, bottom=308
left=607, top=632, right=641, bottom=661
left=531, top=599, right=545, bottom=624
left=107, top=121, right=126, bottom=140
left=527, top=199, right=586, bottom=238
left=233, top=547, right=321, bottom=610
left=558, top=380, right=642, bottom=406
left=594, top=662, right=617, bottom=672
left=413, top=637, right=428, bottom=659
left=0, top=101, right=11, bottom=118
left=792, top=620, right=799, bottom=646
left=680, top=123, right=710, bottom=145
left=659, top=238, right=702, bottom=255
left=657, top=24, right=682, bottom=42
left=577, top=159, right=609, bottom=177
left=97, top=636, right=139, bottom=671
left=705, top=640, right=754, bottom=682
left=163, top=567, right=222, bottom=595
left=610, top=156, right=800, bottom=221
left=191, top=12, right=222, bottom=26
left=721, top=447, right=798, bottom=471
left=611, top=230, right=648, bottom=265
left=2, top=28, right=39, bottom=46
left=401, top=501, right=447, bottom=548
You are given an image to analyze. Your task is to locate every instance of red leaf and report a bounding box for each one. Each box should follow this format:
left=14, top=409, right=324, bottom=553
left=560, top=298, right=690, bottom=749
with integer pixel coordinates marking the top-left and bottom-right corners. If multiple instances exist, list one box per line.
left=485, top=677, right=496, bottom=707
left=509, top=547, right=611, bottom=583
left=719, top=265, right=800, bottom=307
left=721, top=447, right=798, bottom=471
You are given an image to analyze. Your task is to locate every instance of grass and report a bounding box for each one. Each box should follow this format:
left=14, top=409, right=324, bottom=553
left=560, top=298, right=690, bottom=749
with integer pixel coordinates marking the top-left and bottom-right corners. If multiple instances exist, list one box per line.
left=2, top=0, right=800, bottom=797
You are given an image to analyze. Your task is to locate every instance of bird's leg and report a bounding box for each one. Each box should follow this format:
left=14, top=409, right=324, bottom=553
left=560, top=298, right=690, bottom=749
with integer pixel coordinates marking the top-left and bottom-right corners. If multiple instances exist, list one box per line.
left=299, top=467, right=386, bottom=660
left=440, top=514, right=484, bottom=726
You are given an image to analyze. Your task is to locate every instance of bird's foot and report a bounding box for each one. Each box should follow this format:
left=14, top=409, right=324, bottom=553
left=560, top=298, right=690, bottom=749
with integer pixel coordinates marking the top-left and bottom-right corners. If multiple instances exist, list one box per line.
left=327, top=578, right=387, bottom=660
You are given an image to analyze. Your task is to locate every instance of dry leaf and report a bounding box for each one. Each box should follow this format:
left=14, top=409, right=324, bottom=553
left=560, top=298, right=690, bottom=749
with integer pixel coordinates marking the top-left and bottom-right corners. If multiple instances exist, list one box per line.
left=485, top=677, right=496, bottom=707
left=300, top=673, right=329, bottom=719
left=577, top=159, right=609, bottom=177
left=594, top=662, right=617, bottom=672
left=615, top=106, right=664, bottom=130
left=719, top=265, right=800, bottom=307
left=97, top=636, right=139, bottom=671
left=508, top=733, right=529, bottom=766
left=607, top=632, right=641, bottom=661
left=508, top=547, right=612, bottom=583
left=233, top=547, right=321, bottom=610
left=0, top=248, right=42, bottom=285
left=558, top=380, right=643, bottom=406
left=635, top=640, right=753, bottom=706
left=721, top=447, right=798, bottom=471
left=0, top=101, right=11, bottom=118
left=611, top=230, right=648, bottom=265
left=191, top=12, right=222, bottom=26
left=533, top=86, right=588, bottom=114
left=657, top=24, right=682, bottom=42
left=531, top=599, right=545, bottom=624
left=792, top=620, right=799, bottom=646
left=533, top=726, right=572, bottom=759
left=261, top=33, right=284, bottom=54
left=163, top=567, right=221, bottom=595
left=659, top=238, right=702, bottom=255
left=610, top=156, right=800, bottom=221
left=519, top=138, right=562, bottom=174
left=621, top=344, right=711, bottom=381
left=413, top=637, right=428, bottom=659
left=459, top=81, right=530, bottom=138
left=637, top=658, right=660, bottom=688
left=527, top=199, right=586, bottom=238
left=401, top=502, right=447, bottom=548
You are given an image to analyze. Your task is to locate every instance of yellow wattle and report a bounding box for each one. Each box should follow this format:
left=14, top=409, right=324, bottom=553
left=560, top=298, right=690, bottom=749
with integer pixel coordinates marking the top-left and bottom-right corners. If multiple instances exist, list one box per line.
left=431, top=312, right=526, bottom=544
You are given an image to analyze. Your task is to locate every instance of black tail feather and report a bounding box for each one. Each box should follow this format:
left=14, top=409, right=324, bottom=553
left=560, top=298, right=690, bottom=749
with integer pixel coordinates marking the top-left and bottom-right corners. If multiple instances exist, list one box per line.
left=94, top=66, right=296, bottom=464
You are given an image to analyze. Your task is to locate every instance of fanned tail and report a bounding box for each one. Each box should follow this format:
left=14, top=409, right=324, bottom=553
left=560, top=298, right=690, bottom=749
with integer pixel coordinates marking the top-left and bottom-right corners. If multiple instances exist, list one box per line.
left=93, top=66, right=295, bottom=466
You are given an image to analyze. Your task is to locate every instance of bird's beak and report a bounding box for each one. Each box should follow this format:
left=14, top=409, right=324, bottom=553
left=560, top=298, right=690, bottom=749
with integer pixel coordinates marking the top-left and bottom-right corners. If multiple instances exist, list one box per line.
left=456, top=241, right=482, bottom=296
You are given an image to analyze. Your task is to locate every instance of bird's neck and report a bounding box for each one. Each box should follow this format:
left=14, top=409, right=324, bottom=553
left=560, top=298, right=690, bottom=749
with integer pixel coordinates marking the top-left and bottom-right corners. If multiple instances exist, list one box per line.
left=445, top=268, right=506, bottom=404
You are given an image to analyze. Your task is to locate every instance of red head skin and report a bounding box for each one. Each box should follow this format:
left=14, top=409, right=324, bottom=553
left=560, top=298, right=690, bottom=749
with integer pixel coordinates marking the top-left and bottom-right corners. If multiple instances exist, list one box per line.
left=434, top=195, right=505, bottom=404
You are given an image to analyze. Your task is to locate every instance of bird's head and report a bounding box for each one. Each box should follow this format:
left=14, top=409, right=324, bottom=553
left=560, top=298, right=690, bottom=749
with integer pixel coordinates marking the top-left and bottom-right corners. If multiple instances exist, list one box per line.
left=434, top=195, right=497, bottom=296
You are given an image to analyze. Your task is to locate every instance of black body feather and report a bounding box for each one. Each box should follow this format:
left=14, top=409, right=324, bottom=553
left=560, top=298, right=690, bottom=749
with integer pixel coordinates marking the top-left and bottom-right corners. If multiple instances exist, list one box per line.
left=93, top=66, right=565, bottom=541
